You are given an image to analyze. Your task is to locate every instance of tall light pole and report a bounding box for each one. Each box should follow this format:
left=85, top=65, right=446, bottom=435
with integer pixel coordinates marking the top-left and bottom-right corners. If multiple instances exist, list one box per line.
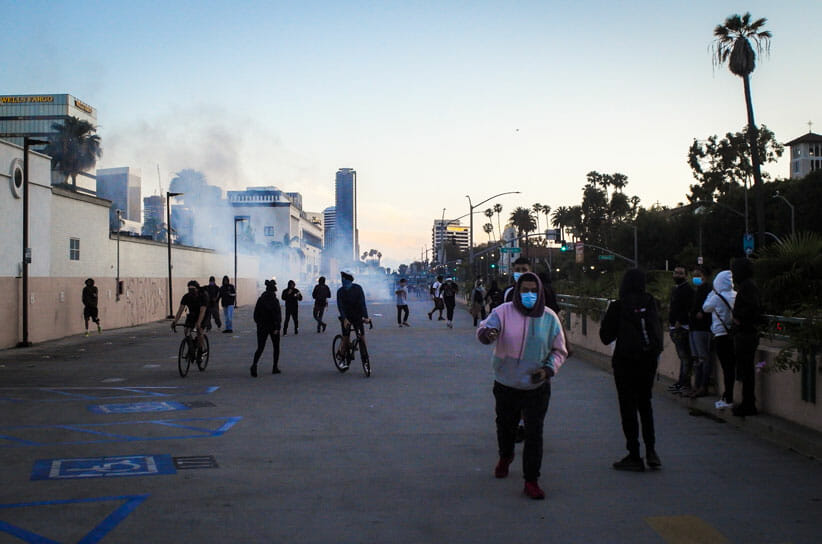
left=466, top=191, right=520, bottom=272
left=18, top=137, right=48, bottom=348
left=234, top=216, right=247, bottom=306
left=166, top=191, right=183, bottom=318
left=772, top=191, right=795, bottom=237
left=116, top=209, right=123, bottom=302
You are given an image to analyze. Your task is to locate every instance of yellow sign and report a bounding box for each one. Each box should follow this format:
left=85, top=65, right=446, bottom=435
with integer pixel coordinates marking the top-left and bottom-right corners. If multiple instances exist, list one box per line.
left=0, top=96, right=54, bottom=104
left=73, top=99, right=93, bottom=114
left=446, top=225, right=468, bottom=233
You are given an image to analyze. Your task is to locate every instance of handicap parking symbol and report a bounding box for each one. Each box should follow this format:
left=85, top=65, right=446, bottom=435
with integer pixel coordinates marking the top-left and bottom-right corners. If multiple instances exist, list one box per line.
left=31, top=454, right=176, bottom=480
left=88, top=401, right=190, bottom=414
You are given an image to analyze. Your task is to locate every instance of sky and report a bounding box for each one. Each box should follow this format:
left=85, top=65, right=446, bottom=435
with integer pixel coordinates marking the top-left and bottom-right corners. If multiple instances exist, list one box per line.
left=3, top=0, right=821, bottom=269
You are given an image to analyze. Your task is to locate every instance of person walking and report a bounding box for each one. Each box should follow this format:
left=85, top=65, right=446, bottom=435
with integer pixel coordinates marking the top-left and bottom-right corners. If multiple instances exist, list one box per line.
left=471, top=279, right=487, bottom=326
left=312, top=276, right=331, bottom=333
left=599, top=269, right=664, bottom=472
left=441, top=277, right=459, bottom=328
left=476, top=272, right=568, bottom=500
left=250, top=279, right=282, bottom=377
left=82, top=278, right=102, bottom=336
left=485, top=280, right=503, bottom=311
left=427, top=275, right=445, bottom=321
left=281, top=280, right=302, bottom=335
left=219, top=275, right=236, bottom=333
left=687, top=267, right=713, bottom=398
left=730, top=258, right=762, bottom=417
left=702, top=270, right=736, bottom=410
left=204, top=276, right=222, bottom=330
left=667, top=266, right=694, bottom=395
left=395, top=278, right=410, bottom=327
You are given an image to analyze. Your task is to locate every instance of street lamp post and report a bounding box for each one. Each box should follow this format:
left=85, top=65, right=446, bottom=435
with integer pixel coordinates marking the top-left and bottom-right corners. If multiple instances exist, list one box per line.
left=234, top=216, right=247, bottom=306
left=18, top=137, right=48, bottom=348
left=466, top=191, right=520, bottom=272
left=772, top=191, right=795, bottom=237
left=166, top=191, right=183, bottom=318
left=116, top=209, right=123, bottom=302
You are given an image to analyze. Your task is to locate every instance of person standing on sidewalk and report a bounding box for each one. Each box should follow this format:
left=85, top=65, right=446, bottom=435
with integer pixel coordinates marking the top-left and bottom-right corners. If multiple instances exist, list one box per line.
left=219, top=275, right=236, bottom=334
left=428, top=275, right=445, bottom=321
left=667, top=266, right=694, bottom=395
left=702, top=270, right=737, bottom=409
left=312, top=276, right=331, bottom=333
left=204, top=276, right=222, bottom=330
left=395, top=278, right=410, bottom=327
left=471, top=279, right=487, bottom=326
left=281, top=280, right=302, bottom=335
left=441, top=277, right=459, bottom=328
left=486, top=280, right=503, bottom=311
left=82, top=278, right=102, bottom=336
left=250, top=279, right=281, bottom=377
left=730, top=257, right=762, bottom=417
left=599, top=269, right=664, bottom=472
left=476, top=272, right=568, bottom=500
left=687, top=267, right=713, bottom=398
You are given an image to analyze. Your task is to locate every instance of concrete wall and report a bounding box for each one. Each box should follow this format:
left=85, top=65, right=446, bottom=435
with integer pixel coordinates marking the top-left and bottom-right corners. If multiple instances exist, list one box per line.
left=563, top=311, right=822, bottom=433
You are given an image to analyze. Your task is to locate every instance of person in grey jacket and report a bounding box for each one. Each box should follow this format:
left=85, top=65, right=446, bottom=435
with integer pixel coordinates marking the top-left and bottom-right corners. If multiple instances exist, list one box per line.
left=702, top=270, right=736, bottom=409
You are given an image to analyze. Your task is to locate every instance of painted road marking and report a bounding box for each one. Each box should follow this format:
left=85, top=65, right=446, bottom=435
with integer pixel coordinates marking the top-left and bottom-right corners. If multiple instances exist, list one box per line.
left=646, top=515, right=729, bottom=544
left=31, top=455, right=175, bottom=480
left=0, top=416, right=241, bottom=447
left=88, top=401, right=190, bottom=414
left=0, top=494, right=148, bottom=544
left=0, top=386, right=220, bottom=403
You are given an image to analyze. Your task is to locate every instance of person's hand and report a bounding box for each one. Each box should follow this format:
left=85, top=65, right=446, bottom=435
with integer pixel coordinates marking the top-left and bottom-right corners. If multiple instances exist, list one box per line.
left=343, top=318, right=351, bottom=328
left=486, top=328, right=499, bottom=341
left=530, top=368, right=549, bottom=383
left=363, top=317, right=371, bottom=324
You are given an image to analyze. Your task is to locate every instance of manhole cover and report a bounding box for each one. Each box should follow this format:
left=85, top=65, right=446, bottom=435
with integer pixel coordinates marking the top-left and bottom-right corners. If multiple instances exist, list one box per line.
left=173, top=456, right=219, bottom=470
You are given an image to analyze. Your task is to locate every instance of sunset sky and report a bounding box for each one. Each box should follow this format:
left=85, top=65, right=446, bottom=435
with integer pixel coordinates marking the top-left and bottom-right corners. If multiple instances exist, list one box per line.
left=4, top=0, right=820, bottom=268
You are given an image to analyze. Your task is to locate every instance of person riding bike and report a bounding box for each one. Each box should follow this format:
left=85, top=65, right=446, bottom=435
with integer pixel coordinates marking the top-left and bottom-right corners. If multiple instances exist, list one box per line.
left=171, top=280, right=209, bottom=356
left=336, top=269, right=370, bottom=367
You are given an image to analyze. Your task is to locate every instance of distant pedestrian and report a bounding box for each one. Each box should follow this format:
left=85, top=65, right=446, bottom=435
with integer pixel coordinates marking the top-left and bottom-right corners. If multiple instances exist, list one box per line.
left=730, top=258, right=762, bottom=417
left=312, top=276, right=331, bottom=333
left=666, top=266, right=694, bottom=395
left=82, top=278, right=101, bottom=336
left=504, top=257, right=532, bottom=302
left=204, top=276, right=222, bottom=330
left=250, top=279, right=281, bottom=377
left=219, top=275, right=236, bottom=333
left=441, top=277, right=459, bottom=328
left=281, top=280, right=302, bottom=335
left=395, top=278, right=410, bottom=327
left=486, top=280, right=503, bottom=310
left=427, top=275, right=445, bottom=321
left=477, top=272, right=568, bottom=500
left=471, top=279, right=487, bottom=326
left=599, top=269, right=664, bottom=472
left=702, top=270, right=736, bottom=410
left=687, top=267, right=713, bottom=398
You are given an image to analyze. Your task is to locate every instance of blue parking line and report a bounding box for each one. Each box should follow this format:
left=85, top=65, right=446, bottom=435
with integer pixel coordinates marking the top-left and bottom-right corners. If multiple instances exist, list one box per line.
left=0, top=386, right=220, bottom=403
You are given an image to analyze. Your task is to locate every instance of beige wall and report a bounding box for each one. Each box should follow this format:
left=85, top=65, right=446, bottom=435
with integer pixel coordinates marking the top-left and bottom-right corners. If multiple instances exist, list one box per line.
left=563, top=311, right=822, bottom=433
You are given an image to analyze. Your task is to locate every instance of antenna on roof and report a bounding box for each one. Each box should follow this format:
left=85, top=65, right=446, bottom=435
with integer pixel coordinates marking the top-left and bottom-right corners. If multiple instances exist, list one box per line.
left=809, top=121, right=814, bottom=134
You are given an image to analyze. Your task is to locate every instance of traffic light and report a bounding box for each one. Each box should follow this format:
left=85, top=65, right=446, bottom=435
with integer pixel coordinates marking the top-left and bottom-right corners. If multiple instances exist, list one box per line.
left=490, top=263, right=496, bottom=269
left=560, top=240, right=568, bottom=252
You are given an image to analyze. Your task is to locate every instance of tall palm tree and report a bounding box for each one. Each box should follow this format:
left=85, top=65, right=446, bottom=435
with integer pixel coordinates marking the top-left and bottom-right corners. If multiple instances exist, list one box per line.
left=541, top=204, right=551, bottom=235
left=551, top=206, right=570, bottom=239
left=484, top=208, right=495, bottom=237
left=713, top=12, right=771, bottom=246
left=483, top=223, right=494, bottom=241
left=46, top=116, right=102, bottom=188
left=493, top=203, right=503, bottom=240
left=532, top=203, right=543, bottom=234
left=509, top=207, right=537, bottom=256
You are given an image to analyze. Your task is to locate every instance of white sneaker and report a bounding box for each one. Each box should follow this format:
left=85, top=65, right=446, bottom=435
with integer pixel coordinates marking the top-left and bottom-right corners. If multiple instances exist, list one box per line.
left=715, top=400, right=733, bottom=409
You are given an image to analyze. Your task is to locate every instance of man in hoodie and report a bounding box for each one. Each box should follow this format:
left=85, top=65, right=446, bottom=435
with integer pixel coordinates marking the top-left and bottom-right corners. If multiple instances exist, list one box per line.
left=250, top=279, right=282, bottom=377
left=702, top=270, right=736, bottom=410
left=667, top=266, right=694, bottom=394
left=219, top=275, right=236, bottom=333
left=82, top=278, right=101, bottom=336
left=204, top=276, right=222, bottom=330
left=730, top=258, right=762, bottom=417
left=477, top=272, right=568, bottom=500
left=687, top=267, right=713, bottom=398
left=312, top=276, right=331, bottom=333
left=281, top=280, right=303, bottom=335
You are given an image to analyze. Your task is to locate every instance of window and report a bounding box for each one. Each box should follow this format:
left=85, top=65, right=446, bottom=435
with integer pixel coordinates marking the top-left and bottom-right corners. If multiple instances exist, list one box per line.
left=69, top=238, right=80, bottom=260
left=264, top=226, right=275, bottom=236
left=794, top=161, right=800, bottom=173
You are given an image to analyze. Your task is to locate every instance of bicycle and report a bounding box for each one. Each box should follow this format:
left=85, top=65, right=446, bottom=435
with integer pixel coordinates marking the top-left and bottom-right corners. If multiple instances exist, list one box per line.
left=332, top=320, right=373, bottom=377
left=173, top=324, right=209, bottom=377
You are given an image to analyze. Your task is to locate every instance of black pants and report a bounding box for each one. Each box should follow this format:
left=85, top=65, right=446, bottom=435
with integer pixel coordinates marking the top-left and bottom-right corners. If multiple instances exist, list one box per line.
left=715, top=334, right=735, bottom=403
left=733, top=331, right=759, bottom=410
left=473, top=305, right=487, bottom=326
left=252, top=327, right=280, bottom=369
left=613, top=357, right=657, bottom=457
left=493, top=381, right=551, bottom=482
left=444, top=297, right=455, bottom=321
left=313, top=304, right=326, bottom=331
left=283, top=307, right=298, bottom=333
left=208, top=304, right=222, bottom=328
left=396, top=305, right=409, bottom=324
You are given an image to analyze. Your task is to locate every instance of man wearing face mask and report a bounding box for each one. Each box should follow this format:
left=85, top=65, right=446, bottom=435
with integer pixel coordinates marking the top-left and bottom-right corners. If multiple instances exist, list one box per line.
left=336, top=269, right=370, bottom=368
left=477, top=272, right=568, bottom=500
left=504, top=257, right=532, bottom=302
left=667, top=266, right=694, bottom=395
left=687, top=267, right=713, bottom=398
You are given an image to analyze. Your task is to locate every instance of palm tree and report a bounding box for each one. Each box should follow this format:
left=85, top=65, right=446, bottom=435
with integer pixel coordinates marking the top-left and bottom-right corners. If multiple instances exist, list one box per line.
left=493, top=203, right=503, bottom=240
left=484, top=208, right=495, bottom=236
left=551, top=206, right=570, bottom=239
left=483, top=223, right=494, bottom=241
left=46, top=116, right=102, bottom=188
left=713, top=12, right=772, bottom=245
left=541, top=204, right=551, bottom=236
left=509, top=207, right=537, bottom=256
left=532, top=203, right=543, bottom=234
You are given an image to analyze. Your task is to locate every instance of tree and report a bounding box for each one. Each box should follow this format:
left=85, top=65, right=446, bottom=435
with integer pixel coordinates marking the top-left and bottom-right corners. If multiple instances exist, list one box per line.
left=493, top=203, right=503, bottom=240
left=484, top=208, right=495, bottom=238
left=532, top=203, right=543, bottom=234
left=46, top=116, right=102, bottom=188
left=509, top=206, right=537, bottom=256
left=551, top=206, right=571, bottom=238
left=712, top=12, right=772, bottom=247
left=398, top=264, right=409, bottom=276
left=483, top=223, right=494, bottom=241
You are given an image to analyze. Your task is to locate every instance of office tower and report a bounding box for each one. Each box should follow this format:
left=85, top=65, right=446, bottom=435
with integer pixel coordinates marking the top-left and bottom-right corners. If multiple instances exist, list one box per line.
left=97, top=167, right=142, bottom=231
left=334, top=168, right=357, bottom=263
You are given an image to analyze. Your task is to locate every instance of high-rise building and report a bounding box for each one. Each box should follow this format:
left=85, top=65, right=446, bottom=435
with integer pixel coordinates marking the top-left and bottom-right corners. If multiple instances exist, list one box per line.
left=323, top=206, right=336, bottom=250
left=0, top=94, right=98, bottom=193
left=142, top=195, right=166, bottom=241
left=96, top=167, right=142, bottom=231
left=432, top=219, right=469, bottom=262
left=334, top=168, right=357, bottom=264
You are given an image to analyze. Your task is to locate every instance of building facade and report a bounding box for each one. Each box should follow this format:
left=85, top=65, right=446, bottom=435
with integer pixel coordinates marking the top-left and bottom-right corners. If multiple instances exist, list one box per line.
left=431, top=219, right=469, bottom=262
left=323, top=206, right=336, bottom=250
left=785, top=131, right=822, bottom=179
left=334, top=168, right=357, bottom=264
left=142, top=195, right=165, bottom=241
left=96, top=167, right=142, bottom=231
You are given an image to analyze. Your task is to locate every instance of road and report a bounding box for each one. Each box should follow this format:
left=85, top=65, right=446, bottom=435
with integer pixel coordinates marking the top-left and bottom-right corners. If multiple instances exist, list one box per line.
left=0, top=299, right=820, bottom=543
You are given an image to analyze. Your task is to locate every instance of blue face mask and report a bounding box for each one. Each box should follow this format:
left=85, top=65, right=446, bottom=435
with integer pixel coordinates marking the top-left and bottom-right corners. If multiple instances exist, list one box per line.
left=513, top=272, right=523, bottom=282
left=520, top=292, right=538, bottom=309
left=342, top=279, right=353, bottom=289
left=693, top=277, right=703, bottom=286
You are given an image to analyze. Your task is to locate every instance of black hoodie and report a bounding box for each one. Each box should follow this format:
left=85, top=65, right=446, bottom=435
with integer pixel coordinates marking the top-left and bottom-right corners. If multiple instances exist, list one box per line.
left=254, top=283, right=282, bottom=330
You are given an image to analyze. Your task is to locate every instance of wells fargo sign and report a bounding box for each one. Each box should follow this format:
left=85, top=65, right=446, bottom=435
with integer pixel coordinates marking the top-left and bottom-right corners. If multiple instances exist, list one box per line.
left=73, top=99, right=92, bottom=113
left=0, top=96, right=55, bottom=104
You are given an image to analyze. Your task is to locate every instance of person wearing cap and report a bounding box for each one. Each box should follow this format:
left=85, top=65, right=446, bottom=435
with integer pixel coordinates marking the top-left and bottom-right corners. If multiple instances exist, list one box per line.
left=476, top=272, right=568, bottom=500
left=171, top=280, right=209, bottom=354
left=251, top=279, right=282, bottom=377
left=336, top=269, right=370, bottom=366
left=82, top=278, right=101, bottom=336
left=312, top=276, right=332, bottom=333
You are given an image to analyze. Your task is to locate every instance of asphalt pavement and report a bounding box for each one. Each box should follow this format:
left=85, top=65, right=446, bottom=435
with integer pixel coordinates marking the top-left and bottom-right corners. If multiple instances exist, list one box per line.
left=1, top=299, right=821, bottom=543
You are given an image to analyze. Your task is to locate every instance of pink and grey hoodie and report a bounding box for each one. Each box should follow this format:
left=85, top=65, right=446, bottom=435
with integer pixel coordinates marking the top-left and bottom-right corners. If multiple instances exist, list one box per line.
left=476, top=273, right=568, bottom=390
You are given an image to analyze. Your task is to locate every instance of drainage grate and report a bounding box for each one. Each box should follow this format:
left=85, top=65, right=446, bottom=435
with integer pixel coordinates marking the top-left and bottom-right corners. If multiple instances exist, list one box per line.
left=180, top=401, right=216, bottom=409
left=173, top=455, right=219, bottom=470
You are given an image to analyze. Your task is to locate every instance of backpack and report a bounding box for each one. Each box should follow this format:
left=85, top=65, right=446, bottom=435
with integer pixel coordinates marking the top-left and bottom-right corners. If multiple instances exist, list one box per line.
left=618, top=297, right=663, bottom=356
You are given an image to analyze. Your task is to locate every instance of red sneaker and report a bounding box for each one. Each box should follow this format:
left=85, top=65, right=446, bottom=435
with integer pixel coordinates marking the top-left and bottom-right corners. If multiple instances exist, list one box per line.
left=494, top=456, right=514, bottom=478
left=523, top=481, right=545, bottom=500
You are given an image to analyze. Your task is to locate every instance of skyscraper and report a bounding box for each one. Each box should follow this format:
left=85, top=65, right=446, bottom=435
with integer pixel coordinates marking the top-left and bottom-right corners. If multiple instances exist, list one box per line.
left=323, top=206, right=336, bottom=250
left=142, top=195, right=165, bottom=241
left=334, top=168, right=357, bottom=264
left=97, top=167, right=142, bottom=231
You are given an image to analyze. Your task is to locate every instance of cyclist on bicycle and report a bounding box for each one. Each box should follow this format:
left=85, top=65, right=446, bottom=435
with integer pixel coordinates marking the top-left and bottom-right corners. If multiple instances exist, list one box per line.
left=336, top=269, right=370, bottom=367
left=171, top=280, right=208, bottom=355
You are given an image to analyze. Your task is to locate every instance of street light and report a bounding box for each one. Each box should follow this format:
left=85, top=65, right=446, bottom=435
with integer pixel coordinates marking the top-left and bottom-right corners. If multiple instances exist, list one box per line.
left=166, top=191, right=183, bottom=318
left=772, top=191, right=795, bottom=236
left=116, top=209, right=124, bottom=301
left=466, top=191, right=520, bottom=272
left=18, top=137, right=48, bottom=348
left=234, top=216, right=248, bottom=306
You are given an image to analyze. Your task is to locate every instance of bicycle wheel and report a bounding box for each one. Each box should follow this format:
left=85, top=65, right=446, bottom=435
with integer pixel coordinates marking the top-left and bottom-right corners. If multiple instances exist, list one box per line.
left=332, top=335, right=349, bottom=373
left=178, top=338, right=191, bottom=377
left=359, top=337, right=371, bottom=377
left=197, top=334, right=209, bottom=371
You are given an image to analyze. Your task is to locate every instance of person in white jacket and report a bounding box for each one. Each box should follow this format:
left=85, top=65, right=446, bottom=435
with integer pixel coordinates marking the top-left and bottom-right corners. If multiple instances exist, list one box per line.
left=702, top=270, right=736, bottom=409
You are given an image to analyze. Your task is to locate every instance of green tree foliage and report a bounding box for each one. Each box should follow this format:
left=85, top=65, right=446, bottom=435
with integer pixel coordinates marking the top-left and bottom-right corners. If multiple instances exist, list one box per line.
left=45, top=116, right=102, bottom=188
left=509, top=206, right=537, bottom=255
